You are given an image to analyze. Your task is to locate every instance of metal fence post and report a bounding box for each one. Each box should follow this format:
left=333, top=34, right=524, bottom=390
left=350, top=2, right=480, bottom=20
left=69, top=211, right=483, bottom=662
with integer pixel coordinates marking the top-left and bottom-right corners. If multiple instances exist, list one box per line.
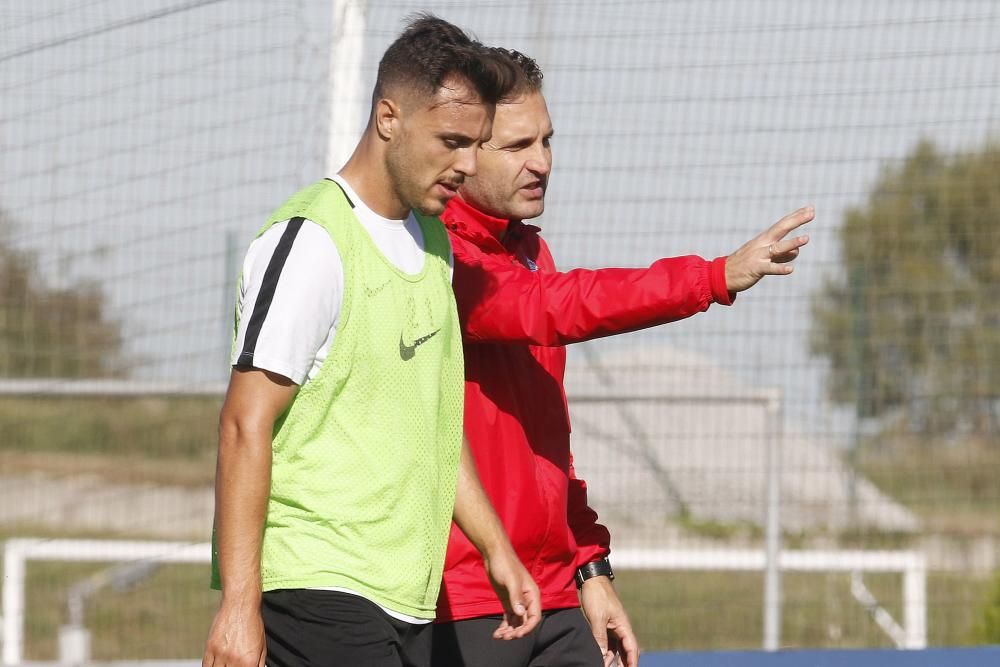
left=763, top=390, right=784, bottom=651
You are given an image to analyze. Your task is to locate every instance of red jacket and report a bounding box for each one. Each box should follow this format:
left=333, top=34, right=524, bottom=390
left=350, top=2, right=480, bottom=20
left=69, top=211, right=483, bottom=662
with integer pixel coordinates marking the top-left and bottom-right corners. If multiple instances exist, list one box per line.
left=436, top=196, right=734, bottom=622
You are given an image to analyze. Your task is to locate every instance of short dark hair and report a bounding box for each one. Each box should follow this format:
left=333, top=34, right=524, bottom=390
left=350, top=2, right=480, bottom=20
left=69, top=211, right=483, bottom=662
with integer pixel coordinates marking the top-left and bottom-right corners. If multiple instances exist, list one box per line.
left=493, top=48, right=544, bottom=101
left=375, top=14, right=516, bottom=106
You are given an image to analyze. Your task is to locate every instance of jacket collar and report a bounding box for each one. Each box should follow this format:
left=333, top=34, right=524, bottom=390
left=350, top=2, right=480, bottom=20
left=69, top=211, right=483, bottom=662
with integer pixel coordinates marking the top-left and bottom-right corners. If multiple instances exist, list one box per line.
left=444, top=196, right=541, bottom=251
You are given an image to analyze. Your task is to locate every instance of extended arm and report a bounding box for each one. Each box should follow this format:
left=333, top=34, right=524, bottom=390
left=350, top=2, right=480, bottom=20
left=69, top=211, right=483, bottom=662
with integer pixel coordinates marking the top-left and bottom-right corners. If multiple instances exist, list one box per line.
left=453, top=238, right=730, bottom=346
left=451, top=206, right=812, bottom=346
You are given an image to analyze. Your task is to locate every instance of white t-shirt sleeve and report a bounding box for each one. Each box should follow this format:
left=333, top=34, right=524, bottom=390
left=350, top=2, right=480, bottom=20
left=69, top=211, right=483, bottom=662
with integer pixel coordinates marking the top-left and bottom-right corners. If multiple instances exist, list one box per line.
left=232, top=219, right=343, bottom=385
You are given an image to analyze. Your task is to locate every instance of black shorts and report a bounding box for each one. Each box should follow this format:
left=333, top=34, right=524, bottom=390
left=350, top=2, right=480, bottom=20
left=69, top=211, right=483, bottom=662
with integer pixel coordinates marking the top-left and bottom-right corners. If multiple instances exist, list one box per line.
left=261, top=589, right=433, bottom=667
left=432, top=607, right=604, bottom=667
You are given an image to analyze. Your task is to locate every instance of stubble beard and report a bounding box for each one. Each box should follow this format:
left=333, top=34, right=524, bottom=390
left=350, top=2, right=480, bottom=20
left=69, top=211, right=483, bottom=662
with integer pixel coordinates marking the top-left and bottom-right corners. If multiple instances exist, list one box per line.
left=385, top=140, right=426, bottom=216
left=465, top=181, right=544, bottom=222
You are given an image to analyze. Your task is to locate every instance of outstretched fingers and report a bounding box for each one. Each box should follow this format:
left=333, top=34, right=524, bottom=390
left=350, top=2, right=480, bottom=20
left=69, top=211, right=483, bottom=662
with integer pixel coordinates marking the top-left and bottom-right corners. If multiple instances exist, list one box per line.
left=725, top=206, right=814, bottom=291
left=769, top=206, right=815, bottom=241
left=767, top=234, right=809, bottom=264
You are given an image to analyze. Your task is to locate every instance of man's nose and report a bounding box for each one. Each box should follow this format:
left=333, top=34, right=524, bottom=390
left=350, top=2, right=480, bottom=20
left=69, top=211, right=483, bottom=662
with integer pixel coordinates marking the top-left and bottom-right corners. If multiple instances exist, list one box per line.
left=525, top=145, right=551, bottom=177
left=454, top=147, right=478, bottom=178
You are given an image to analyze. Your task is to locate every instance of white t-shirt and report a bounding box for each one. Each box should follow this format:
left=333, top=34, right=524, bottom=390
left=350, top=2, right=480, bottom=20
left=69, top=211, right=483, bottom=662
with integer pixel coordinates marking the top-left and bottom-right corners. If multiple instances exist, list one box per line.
left=231, top=174, right=453, bottom=623
left=232, top=174, right=451, bottom=384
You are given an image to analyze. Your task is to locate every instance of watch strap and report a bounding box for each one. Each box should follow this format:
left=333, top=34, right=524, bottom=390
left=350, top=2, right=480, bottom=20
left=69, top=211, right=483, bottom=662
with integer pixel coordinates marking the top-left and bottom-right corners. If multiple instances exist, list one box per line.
left=575, top=557, right=614, bottom=589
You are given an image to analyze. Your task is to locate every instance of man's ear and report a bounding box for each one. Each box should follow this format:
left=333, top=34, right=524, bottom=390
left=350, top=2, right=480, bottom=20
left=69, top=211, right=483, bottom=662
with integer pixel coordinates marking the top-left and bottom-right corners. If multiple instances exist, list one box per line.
left=374, top=97, right=401, bottom=141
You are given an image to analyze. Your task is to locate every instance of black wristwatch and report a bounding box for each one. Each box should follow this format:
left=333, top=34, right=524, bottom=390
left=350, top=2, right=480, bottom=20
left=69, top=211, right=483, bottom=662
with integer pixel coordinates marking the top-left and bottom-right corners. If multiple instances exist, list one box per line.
left=575, top=557, right=614, bottom=589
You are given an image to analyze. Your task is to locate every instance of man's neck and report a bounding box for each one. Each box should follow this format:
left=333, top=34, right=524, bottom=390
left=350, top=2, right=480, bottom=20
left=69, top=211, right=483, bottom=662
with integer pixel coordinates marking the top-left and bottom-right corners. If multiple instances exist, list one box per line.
left=337, top=134, right=409, bottom=219
left=453, top=194, right=512, bottom=241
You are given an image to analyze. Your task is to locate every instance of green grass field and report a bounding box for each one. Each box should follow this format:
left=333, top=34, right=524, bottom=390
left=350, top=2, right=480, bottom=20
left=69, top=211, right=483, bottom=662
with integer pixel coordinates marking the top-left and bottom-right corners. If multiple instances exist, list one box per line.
left=616, top=570, right=991, bottom=651
left=22, top=561, right=218, bottom=661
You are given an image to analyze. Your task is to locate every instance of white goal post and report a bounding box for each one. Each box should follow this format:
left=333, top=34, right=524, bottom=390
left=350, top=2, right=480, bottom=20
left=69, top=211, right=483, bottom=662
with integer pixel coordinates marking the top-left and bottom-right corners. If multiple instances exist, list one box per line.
left=1, top=539, right=925, bottom=665
left=613, top=547, right=927, bottom=650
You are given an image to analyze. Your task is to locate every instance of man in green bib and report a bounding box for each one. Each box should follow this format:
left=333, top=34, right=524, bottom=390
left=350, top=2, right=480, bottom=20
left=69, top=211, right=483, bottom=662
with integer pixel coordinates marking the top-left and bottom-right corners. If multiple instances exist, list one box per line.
left=203, top=16, right=539, bottom=667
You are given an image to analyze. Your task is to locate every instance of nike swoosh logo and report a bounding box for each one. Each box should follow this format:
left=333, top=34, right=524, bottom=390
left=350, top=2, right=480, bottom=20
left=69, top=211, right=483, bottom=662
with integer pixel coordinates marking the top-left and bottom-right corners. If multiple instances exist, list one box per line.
left=399, top=329, right=440, bottom=360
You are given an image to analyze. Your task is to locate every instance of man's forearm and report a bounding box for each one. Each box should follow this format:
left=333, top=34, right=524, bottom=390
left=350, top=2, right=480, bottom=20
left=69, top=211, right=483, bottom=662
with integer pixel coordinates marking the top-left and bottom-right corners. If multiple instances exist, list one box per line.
left=452, top=437, right=512, bottom=560
left=452, top=438, right=541, bottom=638
left=214, top=421, right=272, bottom=601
